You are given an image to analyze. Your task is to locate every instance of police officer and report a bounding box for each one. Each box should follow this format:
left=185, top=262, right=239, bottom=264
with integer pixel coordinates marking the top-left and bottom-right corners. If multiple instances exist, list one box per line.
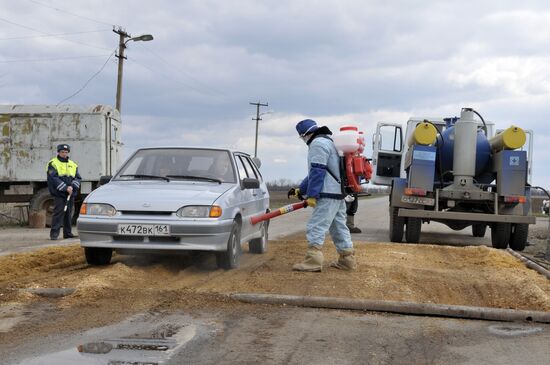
left=47, top=144, right=81, bottom=240
left=290, top=119, right=357, bottom=272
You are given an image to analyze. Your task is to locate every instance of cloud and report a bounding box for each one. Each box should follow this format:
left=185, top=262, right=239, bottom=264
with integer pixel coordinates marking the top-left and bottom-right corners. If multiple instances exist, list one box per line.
left=1, top=0, right=550, bottom=188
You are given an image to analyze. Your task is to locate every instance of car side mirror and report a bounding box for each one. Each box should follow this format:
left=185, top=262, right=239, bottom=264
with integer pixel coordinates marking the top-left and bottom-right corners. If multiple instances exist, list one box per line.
left=99, top=175, right=112, bottom=186
left=242, top=177, right=259, bottom=189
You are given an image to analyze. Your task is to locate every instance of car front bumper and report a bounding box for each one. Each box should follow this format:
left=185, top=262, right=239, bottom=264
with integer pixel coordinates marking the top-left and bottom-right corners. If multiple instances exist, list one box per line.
left=77, top=215, right=233, bottom=252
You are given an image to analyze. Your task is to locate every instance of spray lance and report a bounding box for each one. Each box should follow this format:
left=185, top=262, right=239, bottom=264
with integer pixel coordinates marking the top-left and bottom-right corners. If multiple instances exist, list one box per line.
left=250, top=188, right=309, bottom=225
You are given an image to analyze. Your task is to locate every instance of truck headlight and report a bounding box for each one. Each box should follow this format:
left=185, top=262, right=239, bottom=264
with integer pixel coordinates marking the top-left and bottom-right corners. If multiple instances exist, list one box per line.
left=177, top=205, right=222, bottom=218
left=80, top=203, right=117, bottom=216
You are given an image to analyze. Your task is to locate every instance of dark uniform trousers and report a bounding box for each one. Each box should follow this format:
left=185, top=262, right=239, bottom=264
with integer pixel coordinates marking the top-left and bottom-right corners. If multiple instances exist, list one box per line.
left=51, top=194, right=75, bottom=237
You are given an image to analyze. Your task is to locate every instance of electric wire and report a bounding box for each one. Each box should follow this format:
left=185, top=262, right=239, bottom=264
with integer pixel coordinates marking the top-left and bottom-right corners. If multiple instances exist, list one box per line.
left=0, top=17, right=112, bottom=51
left=128, top=56, right=226, bottom=99
left=26, top=0, right=116, bottom=27
left=135, top=42, right=227, bottom=97
left=56, top=49, right=116, bottom=105
left=0, top=29, right=109, bottom=41
left=0, top=54, right=110, bottom=64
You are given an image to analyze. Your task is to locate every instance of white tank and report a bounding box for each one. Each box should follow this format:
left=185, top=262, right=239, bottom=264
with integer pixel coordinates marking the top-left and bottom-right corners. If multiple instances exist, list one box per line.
left=333, top=125, right=361, bottom=154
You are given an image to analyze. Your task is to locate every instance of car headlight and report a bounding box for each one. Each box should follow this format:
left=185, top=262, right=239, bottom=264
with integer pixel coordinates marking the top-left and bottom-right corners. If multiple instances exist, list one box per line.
left=177, top=205, right=222, bottom=218
left=80, top=203, right=117, bottom=216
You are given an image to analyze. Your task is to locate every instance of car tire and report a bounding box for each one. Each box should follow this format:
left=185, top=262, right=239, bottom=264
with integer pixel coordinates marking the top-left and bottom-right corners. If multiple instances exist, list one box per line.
left=509, top=223, right=528, bottom=251
left=249, top=221, right=268, bottom=254
left=472, top=223, right=487, bottom=237
left=491, top=223, right=510, bottom=249
left=389, top=207, right=405, bottom=243
left=84, top=247, right=112, bottom=265
left=216, top=221, right=241, bottom=269
left=405, top=217, right=421, bottom=243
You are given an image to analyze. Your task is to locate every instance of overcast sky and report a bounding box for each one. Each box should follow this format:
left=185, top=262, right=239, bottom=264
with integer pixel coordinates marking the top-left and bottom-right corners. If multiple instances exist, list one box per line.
left=2, top=0, right=550, bottom=189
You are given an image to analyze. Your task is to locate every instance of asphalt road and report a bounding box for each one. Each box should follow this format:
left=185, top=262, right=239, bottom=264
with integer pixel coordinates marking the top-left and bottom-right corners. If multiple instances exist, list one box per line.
left=2, top=196, right=549, bottom=365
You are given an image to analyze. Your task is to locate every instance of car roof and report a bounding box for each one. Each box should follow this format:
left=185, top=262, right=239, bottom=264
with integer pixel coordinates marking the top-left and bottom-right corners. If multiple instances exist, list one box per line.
left=135, top=146, right=251, bottom=156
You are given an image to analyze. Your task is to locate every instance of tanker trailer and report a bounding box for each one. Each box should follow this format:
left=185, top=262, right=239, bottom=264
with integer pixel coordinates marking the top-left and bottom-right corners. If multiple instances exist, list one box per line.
left=371, top=108, right=535, bottom=251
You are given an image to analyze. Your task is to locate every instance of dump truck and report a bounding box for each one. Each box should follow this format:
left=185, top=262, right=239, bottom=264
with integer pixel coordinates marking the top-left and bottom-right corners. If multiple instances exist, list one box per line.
left=0, top=105, right=122, bottom=227
left=371, top=107, right=535, bottom=251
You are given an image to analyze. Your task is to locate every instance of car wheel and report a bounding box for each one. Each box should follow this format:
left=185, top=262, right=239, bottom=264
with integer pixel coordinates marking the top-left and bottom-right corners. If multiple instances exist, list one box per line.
left=216, top=221, right=241, bottom=269
left=249, top=221, right=268, bottom=254
left=509, top=224, right=528, bottom=251
left=84, top=247, right=112, bottom=265
left=491, top=223, right=510, bottom=249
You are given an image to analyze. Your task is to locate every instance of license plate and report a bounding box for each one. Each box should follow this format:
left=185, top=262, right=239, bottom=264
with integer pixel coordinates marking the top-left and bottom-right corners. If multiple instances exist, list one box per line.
left=401, top=196, right=435, bottom=206
left=117, top=224, right=170, bottom=236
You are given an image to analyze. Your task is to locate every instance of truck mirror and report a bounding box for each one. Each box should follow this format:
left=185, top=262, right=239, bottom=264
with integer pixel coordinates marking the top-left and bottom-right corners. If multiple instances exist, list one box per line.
left=99, top=175, right=112, bottom=186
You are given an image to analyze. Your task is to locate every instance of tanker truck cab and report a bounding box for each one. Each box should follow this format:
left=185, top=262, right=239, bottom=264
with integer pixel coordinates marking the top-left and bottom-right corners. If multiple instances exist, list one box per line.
left=371, top=109, right=535, bottom=251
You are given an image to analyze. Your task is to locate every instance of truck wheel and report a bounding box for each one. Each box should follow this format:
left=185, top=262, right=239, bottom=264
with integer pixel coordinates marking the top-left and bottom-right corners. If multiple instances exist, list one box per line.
left=509, top=224, right=528, bottom=251
left=29, top=188, right=54, bottom=227
left=216, top=221, right=241, bottom=269
left=405, top=217, right=421, bottom=243
left=84, top=247, right=112, bottom=265
left=389, top=207, right=404, bottom=242
left=491, top=223, right=510, bottom=249
left=472, top=224, right=487, bottom=237
left=249, top=221, right=268, bottom=254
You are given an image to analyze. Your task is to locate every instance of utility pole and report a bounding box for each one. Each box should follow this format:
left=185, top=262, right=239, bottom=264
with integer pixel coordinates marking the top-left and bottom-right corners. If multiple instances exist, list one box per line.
left=250, top=101, right=268, bottom=157
left=114, top=27, right=130, bottom=113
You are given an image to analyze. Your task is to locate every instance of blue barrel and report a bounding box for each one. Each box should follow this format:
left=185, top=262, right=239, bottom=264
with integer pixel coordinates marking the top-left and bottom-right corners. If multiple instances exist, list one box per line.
left=436, top=125, right=493, bottom=184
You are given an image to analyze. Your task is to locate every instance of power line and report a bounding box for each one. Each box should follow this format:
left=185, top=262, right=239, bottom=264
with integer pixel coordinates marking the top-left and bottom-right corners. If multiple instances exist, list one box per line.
left=26, top=0, right=116, bottom=27
left=128, top=56, right=226, bottom=99
left=56, top=49, right=116, bottom=105
left=0, top=54, right=111, bottom=64
left=0, top=17, right=112, bottom=51
left=0, top=29, right=109, bottom=41
left=135, top=42, right=227, bottom=97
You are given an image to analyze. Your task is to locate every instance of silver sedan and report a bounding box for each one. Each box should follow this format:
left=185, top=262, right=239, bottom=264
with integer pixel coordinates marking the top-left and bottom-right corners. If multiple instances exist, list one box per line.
left=77, top=147, right=270, bottom=269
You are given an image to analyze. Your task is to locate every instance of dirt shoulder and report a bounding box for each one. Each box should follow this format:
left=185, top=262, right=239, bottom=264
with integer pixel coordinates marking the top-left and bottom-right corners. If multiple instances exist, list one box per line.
left=1, top=239, right=548, bottom=348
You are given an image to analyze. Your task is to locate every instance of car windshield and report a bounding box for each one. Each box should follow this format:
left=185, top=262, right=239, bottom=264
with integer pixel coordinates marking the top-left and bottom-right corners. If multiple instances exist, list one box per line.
left=115, top=148, right=236, bottom=183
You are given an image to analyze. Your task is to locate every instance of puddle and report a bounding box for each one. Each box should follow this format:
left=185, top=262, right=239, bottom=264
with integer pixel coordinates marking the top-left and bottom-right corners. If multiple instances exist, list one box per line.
left=488, top=324, right=544, bottom=337
left=15, top=314, right=198, bottom=365
left=0, top=303, right=25, bottom=332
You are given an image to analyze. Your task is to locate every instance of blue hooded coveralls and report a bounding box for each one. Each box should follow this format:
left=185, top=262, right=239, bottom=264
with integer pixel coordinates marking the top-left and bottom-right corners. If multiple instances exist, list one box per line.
left=299, top=132, right=353, bottom=252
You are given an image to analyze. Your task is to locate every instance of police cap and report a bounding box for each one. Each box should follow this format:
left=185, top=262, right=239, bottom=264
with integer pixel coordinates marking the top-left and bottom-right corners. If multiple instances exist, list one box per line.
left=57, top=144, right=70, bottom=152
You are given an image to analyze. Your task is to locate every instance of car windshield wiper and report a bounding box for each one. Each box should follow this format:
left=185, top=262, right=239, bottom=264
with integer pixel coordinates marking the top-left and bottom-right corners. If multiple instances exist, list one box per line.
left=118, top=174, right=170, bottom=182
left=166, top=175, right=222, bottom=184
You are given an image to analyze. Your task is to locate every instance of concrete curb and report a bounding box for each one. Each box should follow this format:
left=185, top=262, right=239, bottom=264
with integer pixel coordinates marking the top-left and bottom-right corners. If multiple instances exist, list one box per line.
left=231, top=293, right=550, bottom=323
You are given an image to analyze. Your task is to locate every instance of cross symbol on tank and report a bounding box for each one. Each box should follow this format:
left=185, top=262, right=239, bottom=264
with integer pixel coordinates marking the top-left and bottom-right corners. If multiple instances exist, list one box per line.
left=509, top=156, right=520, bottom=166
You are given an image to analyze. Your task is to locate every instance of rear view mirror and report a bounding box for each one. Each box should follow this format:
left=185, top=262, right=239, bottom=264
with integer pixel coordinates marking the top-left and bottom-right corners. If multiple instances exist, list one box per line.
left=242, top=177, right=259, bottom=189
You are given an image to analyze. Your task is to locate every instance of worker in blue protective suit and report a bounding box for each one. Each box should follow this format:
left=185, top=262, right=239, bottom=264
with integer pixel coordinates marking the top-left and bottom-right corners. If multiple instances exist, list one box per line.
left=289, top=119, right=357, bottom=272
left=47, top=144, right=82, bottom=240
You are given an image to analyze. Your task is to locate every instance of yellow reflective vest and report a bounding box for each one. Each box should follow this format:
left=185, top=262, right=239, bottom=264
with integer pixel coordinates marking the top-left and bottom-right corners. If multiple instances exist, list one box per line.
left=47, top=157, right=78, bottom=177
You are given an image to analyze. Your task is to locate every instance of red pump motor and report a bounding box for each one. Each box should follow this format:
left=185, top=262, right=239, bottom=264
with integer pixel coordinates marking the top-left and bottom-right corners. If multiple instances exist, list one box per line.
left=333, top=126, right=373, bottom=193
